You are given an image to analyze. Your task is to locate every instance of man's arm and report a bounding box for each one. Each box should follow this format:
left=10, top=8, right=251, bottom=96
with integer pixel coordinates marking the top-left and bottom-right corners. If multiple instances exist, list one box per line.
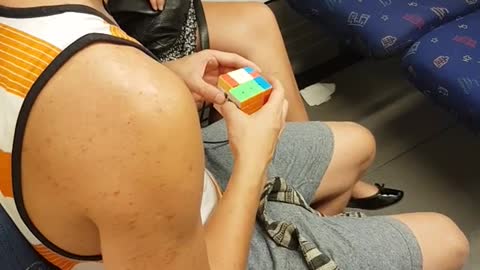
left=202, top=80, right=287, bottom=270
left=87, top=47, right=208, bottom=270
left=44, top=44, right=211, bottom=270
left=204, top=161, right=267, bottom=269
left=36, top=43, right=273, bottom=270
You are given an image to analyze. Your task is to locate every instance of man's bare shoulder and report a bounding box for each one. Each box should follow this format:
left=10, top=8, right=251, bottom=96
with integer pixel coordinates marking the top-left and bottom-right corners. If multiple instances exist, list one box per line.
left=23, top=42, right=209, bottom=269
left=57, top=43, right=189, bottom=102
left=39, top=42, right=200, bottom=142
left=26, top=42, right=204, bottom=215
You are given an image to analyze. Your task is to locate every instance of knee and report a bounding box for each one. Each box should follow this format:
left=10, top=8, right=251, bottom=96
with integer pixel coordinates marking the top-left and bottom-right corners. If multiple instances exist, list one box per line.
left=433, top=214, right=470, bottom=268
left=236, top=3, right=279, bottom=43
left=425, top=213, right=470, bottom=269
left=342, top=122, right=376, bottom=170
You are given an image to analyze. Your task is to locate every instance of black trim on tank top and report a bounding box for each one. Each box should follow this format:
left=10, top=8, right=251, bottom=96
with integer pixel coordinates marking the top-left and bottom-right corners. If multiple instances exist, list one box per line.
left=0, top=4, right=115, bottom=24
left=11, top=33, right=155, bottom=261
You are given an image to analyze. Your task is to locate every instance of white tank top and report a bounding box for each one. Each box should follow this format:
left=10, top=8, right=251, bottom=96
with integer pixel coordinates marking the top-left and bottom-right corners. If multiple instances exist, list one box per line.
left=0, top=4, right=220, bottom=269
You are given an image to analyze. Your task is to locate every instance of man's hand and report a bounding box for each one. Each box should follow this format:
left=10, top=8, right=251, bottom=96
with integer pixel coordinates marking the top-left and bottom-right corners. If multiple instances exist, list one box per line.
left=165, top=50, right=261, bottom=105
left=215, top=78, right=288, bottom=165
left=149, top=0, right=165, bottom=10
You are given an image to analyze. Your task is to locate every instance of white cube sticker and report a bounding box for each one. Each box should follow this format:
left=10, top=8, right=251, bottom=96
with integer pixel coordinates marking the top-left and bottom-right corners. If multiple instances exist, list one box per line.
left=228, top=69, right=253, bottom=84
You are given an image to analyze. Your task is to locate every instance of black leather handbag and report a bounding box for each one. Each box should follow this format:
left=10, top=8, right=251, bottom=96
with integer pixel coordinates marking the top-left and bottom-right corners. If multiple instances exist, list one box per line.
left=106, top=0, right=210, bottom=55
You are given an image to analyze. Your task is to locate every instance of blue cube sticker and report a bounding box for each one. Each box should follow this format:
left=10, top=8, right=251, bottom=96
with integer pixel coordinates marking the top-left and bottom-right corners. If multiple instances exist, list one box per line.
left=254, top=77, right=272, bottom=91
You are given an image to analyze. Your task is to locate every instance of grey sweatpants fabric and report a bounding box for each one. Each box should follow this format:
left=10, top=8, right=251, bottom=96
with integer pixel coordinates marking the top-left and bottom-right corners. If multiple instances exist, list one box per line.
left=202, top=120, right=422, bottom=270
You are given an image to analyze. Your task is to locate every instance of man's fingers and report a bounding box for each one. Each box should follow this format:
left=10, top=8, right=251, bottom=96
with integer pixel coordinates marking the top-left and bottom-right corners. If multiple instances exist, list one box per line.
left=282, top=99, right=289, bottom=123
left=262, top=77, right=285, bottom=111
left=194, top=79, right=226, bottom=104
left=191, top=92, right=204, bottom=105
left=206, top=50, right=261, bottom=72
left=276, top=99, right=288, bottom=138
left=214, top=100, right=241, bottom=121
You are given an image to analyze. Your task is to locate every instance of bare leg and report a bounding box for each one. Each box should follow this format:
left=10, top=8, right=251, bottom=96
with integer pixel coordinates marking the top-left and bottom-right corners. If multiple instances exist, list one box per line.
left=310, top=122, right=378, bottom=215
left=201, top=3, right=391, bottom=214
left=392, top=213, right=469, bottom=270
left=351, top=180, right=380, bottom=198
left=202, top=2, right=308, bottom=122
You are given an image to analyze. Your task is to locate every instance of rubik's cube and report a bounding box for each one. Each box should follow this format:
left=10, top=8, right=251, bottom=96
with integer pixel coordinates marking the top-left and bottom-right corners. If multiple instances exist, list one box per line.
left=217, top=67, right=273, bottom=114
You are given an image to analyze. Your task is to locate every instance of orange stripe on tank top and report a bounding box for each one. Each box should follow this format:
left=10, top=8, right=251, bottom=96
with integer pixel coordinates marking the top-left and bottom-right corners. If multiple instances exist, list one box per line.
left=0, top=24, right=59, bottom=57
left=0, top=24, right=60, bottom=98
left=34, top=245, right=78, bottom=270
left=109, top=25, right=140, bottom=44
left=0, top=150, right=13, bottom=198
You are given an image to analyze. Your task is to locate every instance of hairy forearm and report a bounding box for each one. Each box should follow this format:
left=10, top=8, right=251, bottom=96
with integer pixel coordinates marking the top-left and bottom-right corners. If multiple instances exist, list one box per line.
left=204, top=160, right=267, bottom=269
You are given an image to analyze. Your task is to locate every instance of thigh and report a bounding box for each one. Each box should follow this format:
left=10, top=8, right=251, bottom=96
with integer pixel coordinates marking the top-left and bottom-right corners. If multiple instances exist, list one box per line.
left=201, top=2, right=309, bottom=122
left=203, top=120, right=334, bottom=203
left=252, top=202, right=422, bottom=270
left=391, top=213, right=469, bottom=270
left=203, top=120, right=375, bottom=204
left=201, top=2, right=272, bottom=54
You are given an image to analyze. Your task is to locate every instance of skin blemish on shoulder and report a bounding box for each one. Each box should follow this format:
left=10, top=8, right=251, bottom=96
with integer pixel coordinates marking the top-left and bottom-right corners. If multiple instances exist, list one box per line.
left=47, top=176, right=60, bottom=188
left=166, top=214, right=175, bottom=222
left=154, top=106, right=164, bottom=115
left=127, top=213, right=139, bottom=230
left=153, top=211, right=175, bottom=223
left=163, top=249, right=178, bottom=265
left=138, top=232, right=149, bottom=239
left=80, top=144, right=88, bottom=153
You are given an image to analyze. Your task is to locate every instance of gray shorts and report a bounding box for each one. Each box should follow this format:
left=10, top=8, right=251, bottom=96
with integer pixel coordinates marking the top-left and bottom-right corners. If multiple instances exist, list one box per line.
left=202, top=120, right=423, bottom=270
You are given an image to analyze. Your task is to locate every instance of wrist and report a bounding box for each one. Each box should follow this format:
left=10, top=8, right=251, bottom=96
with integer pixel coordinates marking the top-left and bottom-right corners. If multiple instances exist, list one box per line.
left=233, top=156, right=269, bottom=178
left=234, top=148, right=273, bottom=168
left=230, top=160, right=268, bottom=197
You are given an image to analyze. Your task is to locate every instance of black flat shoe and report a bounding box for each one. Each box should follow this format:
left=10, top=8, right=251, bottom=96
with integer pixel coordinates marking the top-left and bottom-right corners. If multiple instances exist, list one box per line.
left=347, top=184, right=404, bottom=210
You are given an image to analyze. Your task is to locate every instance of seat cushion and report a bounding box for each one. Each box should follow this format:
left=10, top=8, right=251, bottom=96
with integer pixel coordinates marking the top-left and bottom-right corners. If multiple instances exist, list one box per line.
left=402, top=9, right=480, bottom=128
left=287, top=0, right=480, bottom=57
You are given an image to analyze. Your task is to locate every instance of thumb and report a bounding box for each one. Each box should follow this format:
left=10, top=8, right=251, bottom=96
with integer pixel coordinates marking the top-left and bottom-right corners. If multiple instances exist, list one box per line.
left=195, top=79, right=227, bottom=104
left=214, top=100, right=241, bottom=121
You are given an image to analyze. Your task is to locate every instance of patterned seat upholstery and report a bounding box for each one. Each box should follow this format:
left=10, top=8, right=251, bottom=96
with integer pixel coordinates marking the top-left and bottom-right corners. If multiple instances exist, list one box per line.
left=287, top=0, right=480, bottom=57
left=402, top=10, right=480, bottom=128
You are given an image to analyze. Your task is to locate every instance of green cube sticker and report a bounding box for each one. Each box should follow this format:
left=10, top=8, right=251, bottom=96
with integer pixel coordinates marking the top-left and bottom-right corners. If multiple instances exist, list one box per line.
left=229, top=80, right=263, bottom=103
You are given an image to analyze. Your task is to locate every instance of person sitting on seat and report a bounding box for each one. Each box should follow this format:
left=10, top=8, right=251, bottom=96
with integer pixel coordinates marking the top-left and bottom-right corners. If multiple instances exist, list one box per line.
left=0, top=0, right=469, bottom=269
left=107, top=0, right=405, bottom=210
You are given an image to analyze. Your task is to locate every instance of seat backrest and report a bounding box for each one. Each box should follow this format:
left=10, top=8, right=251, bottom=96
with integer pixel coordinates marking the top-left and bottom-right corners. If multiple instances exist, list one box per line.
left=0, top=205, right=57, bottom=270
